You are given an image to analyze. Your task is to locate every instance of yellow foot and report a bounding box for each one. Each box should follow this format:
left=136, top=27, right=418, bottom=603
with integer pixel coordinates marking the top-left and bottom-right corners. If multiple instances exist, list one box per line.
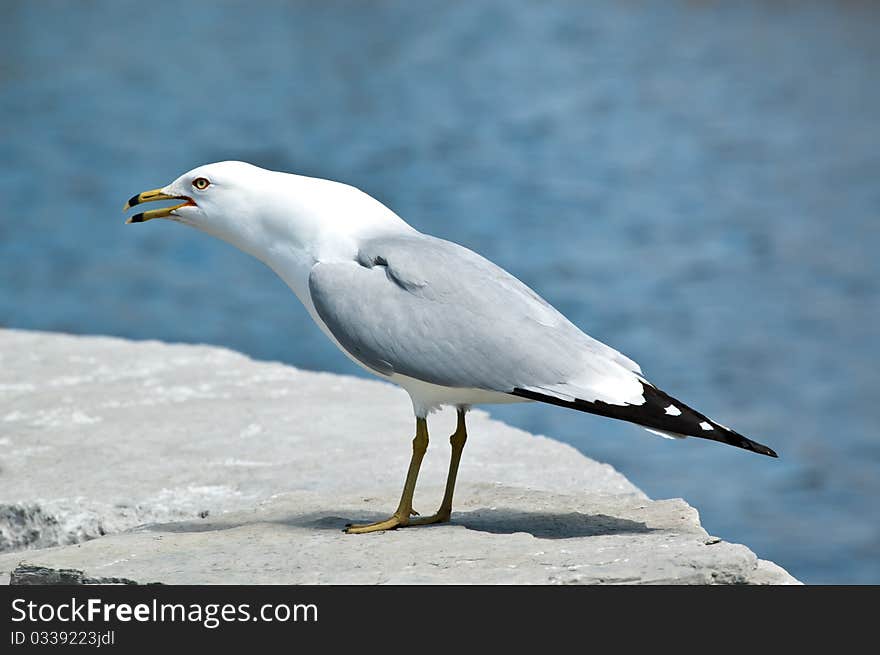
left=345, top=512, right=409, bottom=534
left=344, top=508, right=451, bottom=533
left=407, top=509, right=451, bottom=526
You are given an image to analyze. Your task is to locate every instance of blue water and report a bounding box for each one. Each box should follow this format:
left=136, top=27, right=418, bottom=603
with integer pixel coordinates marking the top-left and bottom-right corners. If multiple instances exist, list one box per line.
left=1, top=1, right=878, bottom=584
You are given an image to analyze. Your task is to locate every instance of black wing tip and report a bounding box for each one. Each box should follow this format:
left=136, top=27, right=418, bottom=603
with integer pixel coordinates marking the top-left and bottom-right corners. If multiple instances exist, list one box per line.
left=748, top=441, right=779, bottom=458
left=511, top=386, right=780, bottom=458
left=699, top=420, right=779, bottom=458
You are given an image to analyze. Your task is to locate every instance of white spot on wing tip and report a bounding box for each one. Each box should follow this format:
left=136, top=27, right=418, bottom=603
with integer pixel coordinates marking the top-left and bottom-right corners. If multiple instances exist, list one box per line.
left=699, top=421, right=714, bottom=431
left=664, top=404, right=682, bottom=416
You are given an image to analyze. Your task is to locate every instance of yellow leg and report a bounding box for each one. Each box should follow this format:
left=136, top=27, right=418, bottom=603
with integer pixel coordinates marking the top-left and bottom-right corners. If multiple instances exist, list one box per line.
left=345, top=417, right=429, bottom=534
left=409, top=408, right=468, bottom=526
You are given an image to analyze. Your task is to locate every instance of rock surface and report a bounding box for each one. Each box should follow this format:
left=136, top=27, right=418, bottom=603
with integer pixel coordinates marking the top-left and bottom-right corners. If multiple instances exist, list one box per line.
left=0, top=329, right=798, bottom=584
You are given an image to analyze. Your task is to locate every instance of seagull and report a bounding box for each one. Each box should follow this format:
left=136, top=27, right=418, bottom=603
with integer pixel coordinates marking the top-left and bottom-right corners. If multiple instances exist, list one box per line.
left=124, top=161, right=777, bottom=534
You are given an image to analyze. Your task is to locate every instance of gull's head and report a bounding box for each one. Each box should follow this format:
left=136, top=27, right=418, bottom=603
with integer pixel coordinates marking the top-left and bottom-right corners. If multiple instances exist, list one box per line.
left=124, top=161, right=266, bottom=230
left=124, top=161, right=413, bottom=262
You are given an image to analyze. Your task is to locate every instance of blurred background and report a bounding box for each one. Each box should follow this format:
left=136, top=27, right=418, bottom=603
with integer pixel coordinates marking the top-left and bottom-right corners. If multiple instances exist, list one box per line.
left=1, top=1, right=877, bottom=583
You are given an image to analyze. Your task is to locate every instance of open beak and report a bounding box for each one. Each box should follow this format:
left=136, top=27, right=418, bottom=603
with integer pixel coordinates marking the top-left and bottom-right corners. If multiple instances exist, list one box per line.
left=123, top=188, right=195, bottom=223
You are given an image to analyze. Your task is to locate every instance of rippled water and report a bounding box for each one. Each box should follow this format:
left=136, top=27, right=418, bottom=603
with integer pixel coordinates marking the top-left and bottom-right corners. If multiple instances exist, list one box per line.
left=1, top=1, right=878, bottom=583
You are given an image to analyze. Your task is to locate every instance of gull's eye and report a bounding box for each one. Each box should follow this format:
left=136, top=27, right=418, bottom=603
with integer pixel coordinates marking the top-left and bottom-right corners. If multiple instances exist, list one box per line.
left=192, top=177, right=210, bottom=190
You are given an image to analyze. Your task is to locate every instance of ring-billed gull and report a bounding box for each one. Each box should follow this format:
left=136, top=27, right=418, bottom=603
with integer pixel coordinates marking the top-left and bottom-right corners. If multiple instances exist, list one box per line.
left=124, top=161, right=777, bottom=534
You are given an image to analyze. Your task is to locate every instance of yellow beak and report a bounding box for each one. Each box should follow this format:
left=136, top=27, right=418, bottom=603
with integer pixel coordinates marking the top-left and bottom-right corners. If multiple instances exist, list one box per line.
left=123, top=188, right=193, bottom=223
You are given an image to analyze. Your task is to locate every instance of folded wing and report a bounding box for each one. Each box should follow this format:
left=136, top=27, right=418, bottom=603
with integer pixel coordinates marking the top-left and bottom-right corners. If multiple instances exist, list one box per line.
left=308, top=234, right=644, bottom=405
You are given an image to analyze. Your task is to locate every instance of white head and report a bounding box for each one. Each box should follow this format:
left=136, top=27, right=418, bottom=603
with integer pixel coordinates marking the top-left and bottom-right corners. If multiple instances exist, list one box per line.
left=124, top=161, right=414, bottom=263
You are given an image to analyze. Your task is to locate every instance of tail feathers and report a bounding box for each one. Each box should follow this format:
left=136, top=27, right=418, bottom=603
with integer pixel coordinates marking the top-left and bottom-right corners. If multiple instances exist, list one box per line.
left=511, top=382, right=778, bottom=458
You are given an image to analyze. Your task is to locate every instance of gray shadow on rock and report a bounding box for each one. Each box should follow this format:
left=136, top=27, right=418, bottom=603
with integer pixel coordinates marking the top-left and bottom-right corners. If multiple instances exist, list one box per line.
left=455, top=509, right=653, bottom=539
left=297, top=508, right=652, bottom=539
left=137, top=518, right=250, bottom=534
left=139, top=512, right=368, bottom=534
left=138, top=509, right=652, bottom=540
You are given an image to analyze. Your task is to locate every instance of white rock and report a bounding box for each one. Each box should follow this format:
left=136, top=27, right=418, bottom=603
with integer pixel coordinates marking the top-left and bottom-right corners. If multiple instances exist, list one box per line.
left=0, top=329, right=798, bottom=584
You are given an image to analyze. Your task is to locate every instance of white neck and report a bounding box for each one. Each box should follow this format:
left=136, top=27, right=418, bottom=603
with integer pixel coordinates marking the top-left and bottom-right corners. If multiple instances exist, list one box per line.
left=197, top=170, right=416, bottom=309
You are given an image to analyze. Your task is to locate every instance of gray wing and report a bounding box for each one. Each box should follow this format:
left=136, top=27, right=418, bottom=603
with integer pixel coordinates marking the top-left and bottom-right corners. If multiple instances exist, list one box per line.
left=308, top=234, right=643, bottom=402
